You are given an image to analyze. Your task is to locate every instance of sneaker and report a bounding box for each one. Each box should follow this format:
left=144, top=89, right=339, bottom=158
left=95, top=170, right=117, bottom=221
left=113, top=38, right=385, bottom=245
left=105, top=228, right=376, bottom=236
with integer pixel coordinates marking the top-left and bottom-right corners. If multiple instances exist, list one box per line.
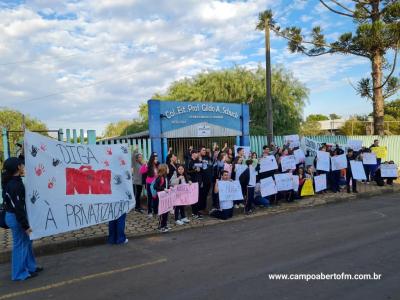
left=135, top=208, right=144, bottom=214
left=181, top=217, right=190, bottom=223
left=160, top=227, right=169, bottom=233
left=124, top=238, right=129, bottom=244
left=147, top=213, right=153, bottom=218
left=209, top=208, right=217, bottom=214
left=239, top=203, right=245, bottom=208
left=234, top=204, right=239, bottom=209
left=175, top=220, right=184, bottom=225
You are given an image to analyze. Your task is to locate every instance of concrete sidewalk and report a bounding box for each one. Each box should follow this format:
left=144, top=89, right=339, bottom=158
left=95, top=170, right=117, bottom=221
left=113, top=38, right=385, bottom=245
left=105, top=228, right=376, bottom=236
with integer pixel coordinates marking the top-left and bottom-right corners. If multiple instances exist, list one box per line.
left=1, top=182, right=399, bottom=263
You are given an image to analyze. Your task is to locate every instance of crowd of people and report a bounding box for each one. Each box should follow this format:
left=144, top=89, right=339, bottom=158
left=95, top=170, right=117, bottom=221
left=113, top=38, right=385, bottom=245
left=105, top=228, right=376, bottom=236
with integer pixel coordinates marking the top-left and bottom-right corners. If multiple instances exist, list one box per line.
left=0, top=139, right=396, bottom=281
left=130, top=139, right=397, bottom=233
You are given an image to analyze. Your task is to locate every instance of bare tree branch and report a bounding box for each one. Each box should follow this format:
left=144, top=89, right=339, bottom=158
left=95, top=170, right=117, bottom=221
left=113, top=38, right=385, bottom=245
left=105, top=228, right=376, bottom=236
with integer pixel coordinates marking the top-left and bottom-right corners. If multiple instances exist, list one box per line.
left=383, top=85, right=400, bottom=99
left=319, top=0, right=354, bottom=17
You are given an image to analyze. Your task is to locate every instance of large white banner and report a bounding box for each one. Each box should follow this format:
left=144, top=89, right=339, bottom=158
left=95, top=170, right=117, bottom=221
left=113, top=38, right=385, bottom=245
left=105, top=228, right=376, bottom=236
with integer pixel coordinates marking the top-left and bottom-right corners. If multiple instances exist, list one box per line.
left=24, top=131, right=134, bottom=240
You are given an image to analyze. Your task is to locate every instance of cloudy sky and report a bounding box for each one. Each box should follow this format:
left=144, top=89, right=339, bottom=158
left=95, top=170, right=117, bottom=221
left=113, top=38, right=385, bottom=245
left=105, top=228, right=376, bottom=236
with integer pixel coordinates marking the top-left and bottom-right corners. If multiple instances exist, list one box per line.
left=0, top=0, right=398, bottom=135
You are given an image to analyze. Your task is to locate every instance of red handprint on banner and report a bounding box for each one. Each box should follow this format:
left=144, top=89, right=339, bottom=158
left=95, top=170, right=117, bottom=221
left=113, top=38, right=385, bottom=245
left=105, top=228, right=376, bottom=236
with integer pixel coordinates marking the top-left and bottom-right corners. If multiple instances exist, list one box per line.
left=119, top=158, right=126, bottom=166
left=35, top=164, right=45, bottom=176
left=106, top=148, right=112, bottom=155
left=48, top=177, right=56, bottom=189
left=40, top=143, right=47, bottom=152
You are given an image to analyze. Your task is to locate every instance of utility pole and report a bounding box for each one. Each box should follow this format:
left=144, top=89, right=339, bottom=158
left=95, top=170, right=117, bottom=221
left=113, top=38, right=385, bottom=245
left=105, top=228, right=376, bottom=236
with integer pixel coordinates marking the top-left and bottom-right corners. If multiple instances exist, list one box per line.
left=264, top=18, right=273, bottom=145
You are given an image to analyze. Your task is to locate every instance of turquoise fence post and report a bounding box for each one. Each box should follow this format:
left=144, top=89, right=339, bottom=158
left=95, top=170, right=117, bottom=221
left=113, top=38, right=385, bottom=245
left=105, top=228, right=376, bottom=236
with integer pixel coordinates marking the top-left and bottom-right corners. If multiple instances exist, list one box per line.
left=2, top=128, right=9, bottom=160
left=66, top=129, right=71, bottom=143
left=80, top=129, right=84, bottom=144
left=87, top=130, right=96, bottom=145
left=58, top=129, right=64, bottom=141
left=72, top=129, right=78, bottom=144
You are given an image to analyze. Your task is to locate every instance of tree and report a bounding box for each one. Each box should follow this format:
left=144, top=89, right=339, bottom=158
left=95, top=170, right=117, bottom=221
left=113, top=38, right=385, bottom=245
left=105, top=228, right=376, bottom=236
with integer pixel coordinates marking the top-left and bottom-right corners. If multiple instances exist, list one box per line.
left=385, top=98, right=400, bottom=118
left=306, top=114, right=329, bottom=121
left=329, top=113, right=341, bottom=120
left=0, top=108, right=47, bottom=158
left=153, top=66, right=309, bottom=135
left=266, top=2, right=400, bottom=135
left=300, top=120, right=323, bottom=135
left=256, top=10, right=274, bottom=144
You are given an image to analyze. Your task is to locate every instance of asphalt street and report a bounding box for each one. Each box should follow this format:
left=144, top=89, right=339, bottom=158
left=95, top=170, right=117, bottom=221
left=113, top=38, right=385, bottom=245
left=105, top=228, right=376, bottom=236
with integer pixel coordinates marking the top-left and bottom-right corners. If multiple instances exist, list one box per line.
left=0, top=193, right=399, bottom=300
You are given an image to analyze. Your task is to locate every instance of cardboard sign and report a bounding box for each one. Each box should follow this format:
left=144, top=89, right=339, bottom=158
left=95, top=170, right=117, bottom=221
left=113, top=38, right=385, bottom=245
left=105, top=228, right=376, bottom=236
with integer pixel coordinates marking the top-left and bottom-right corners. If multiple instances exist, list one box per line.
left=294, top=149, right=306, bottom=164
left=380, top=164, right=398, bottom=178
left=314, top=174, right=327, bottom=192
left=284, top=134, right=300, bottom=148
left=291, top=175, right=300, bottom=192
left=260, top=156, right=278, bottom=172
left=158, top=183, right=199, bottom=215
left=316, top=151, right=330, bottom=172
left=24, top=131, right=134, bottom=240
left=301, top=179, right=314, bottom=196
left=362, top=153, right=377, bottom=165
left=371, top=147, right=387, bottom=159
left=234, top=145, right=251, bottom=159
left=274, top=173, right=293, bottom=191
left=347, top=140, right=363, bottom=151
left=350, top=161, right=366, bottom=180
left=331, top=154, right=347, bottom=171
left=235, top=164, right=247, bottom=181
left=281, top=155, right=297, bottom=172
left=260, top=177, right=277, bottom=197
left=218, top=180, right=244, bottom=201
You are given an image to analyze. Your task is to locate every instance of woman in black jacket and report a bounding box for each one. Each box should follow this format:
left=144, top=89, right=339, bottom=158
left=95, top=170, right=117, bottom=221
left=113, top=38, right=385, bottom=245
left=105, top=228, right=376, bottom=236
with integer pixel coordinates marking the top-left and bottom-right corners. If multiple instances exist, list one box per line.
left=2, top=157, right=42, bottom=280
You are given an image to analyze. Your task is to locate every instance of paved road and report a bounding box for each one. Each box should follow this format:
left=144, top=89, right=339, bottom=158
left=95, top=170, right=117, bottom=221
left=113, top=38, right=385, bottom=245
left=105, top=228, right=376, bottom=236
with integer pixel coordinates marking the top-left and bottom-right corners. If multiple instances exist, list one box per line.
left=0, top=194, right=399, bottom=300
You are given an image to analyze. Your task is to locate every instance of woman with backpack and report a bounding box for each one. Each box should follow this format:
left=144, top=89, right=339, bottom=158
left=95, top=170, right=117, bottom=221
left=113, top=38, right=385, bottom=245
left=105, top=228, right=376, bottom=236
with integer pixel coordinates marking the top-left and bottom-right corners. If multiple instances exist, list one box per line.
left=1, top=157, right=42, bottom=280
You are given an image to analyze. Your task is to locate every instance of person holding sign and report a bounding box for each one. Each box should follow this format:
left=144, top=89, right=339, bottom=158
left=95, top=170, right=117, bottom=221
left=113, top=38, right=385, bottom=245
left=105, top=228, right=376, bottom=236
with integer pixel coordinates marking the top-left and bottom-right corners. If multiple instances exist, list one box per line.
left=132, top=148, right=145, bottom=214
left=232, top=156, right=245, bottom=209
left=170, top=165, right=191, bottom=225
left=144, top=153, right=160, bottom=217
left=2, top=157, right=42, bottom=281
left=375, top=161, right=397, bottom=186
left=187, top=150, right=203, bottom=219
left=346, top=149, right=358, bottom=193
left=154, top=164, right=170, bottom=233
left=210, top=171, right=234, bottom=220
left=239, top=160, right=256, bottom=214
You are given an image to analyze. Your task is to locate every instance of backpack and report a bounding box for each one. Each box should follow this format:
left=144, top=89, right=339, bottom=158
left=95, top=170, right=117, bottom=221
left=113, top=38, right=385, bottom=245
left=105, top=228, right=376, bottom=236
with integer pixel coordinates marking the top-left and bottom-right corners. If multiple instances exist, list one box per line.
left=150, top=177, right=168, bottom=199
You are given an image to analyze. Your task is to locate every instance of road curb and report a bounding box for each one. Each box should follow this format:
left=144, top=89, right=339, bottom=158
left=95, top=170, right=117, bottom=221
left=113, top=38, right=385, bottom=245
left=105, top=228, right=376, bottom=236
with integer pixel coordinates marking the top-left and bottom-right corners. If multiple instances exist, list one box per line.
left=0, top=186, right=398, bottom=264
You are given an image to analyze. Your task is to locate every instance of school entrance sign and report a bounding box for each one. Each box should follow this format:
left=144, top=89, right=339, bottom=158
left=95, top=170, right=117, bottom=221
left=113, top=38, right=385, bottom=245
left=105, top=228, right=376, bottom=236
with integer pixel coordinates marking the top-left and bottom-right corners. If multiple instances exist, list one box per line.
left=148, top=100, right=250, bottom=161
left=24, top=131, right=134, bottom=240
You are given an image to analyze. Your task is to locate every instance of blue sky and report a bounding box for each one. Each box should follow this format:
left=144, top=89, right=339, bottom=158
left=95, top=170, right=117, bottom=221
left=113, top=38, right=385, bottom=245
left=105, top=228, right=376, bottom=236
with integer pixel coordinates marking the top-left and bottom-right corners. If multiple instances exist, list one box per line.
left=0, top=0, right=398, bottom=134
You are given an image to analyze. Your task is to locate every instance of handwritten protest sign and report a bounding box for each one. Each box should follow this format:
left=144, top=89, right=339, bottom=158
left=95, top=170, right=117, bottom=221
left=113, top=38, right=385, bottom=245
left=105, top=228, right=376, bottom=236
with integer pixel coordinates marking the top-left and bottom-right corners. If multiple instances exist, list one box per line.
left=291, top=175, right=300, bottom=192
left=347, top=140, right=363, bottom=151
left=331, top=154, right=347, bottom=171
left=281, top=155, right=296, bottom=172
left=284, top=134, right=300, bottom=148
left=314, top=174, right=327, bottom=192
left=371, top=146, right=387, bottom=159
left=294, top=149, right=306, bottom=164
left=301, top=179, right=314, bottom=196
left=350, top=161, right=366, bottom=180
left=235, top=164, right=247, bottom=181
left=380, top=164, right=398, bottom=178
left=260, top=177, right=277, bottom=197
left=24, top=131, right=134, bottom=240
left=249, top=165, right=257, bottom=186
left=316, top=151, right=330, bottom=172
left=234, top=145, right=251, bottom=159
left=274, top=173, right=293, bottom=191
left=260, top=156, right=278, bottom=172
left=158, top=183, right=199, bottom=215
left=362, top=153, right=377, bottom=165
left=218, top=180, right=243, bottom=201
